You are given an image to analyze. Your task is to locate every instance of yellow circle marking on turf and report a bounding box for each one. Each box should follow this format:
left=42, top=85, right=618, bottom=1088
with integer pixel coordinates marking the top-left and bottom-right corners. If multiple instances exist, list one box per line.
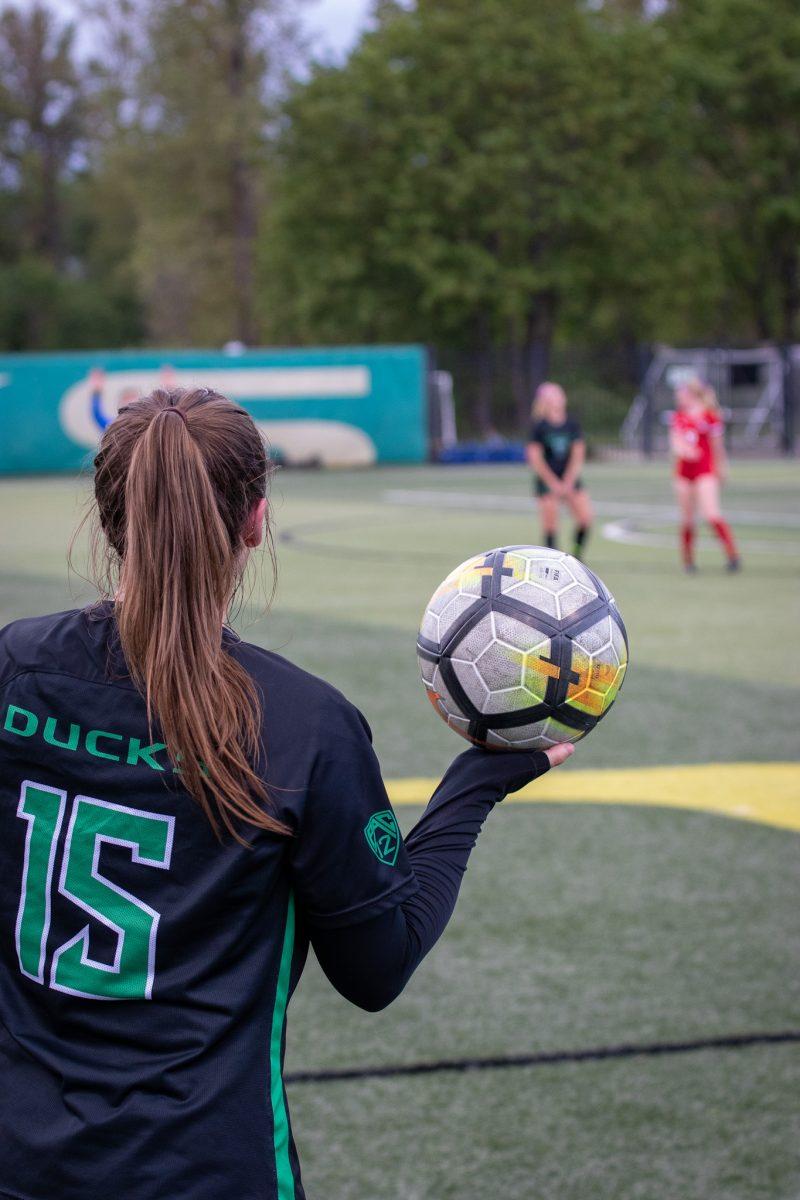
left=386, top=763, right=800, bottom=833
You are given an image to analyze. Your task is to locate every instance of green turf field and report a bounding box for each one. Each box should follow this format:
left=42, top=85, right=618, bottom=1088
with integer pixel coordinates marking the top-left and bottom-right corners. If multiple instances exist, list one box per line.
left=1, top=459, right=798, bottom=1199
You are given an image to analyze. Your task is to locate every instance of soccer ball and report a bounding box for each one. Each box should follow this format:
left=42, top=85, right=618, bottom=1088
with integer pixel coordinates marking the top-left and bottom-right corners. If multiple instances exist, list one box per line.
left=417, top=546, right=628, bottom=751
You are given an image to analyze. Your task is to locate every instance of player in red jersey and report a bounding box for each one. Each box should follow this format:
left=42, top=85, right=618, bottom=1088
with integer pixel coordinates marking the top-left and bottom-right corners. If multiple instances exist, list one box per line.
left=670, top=377, right=740, bottom=573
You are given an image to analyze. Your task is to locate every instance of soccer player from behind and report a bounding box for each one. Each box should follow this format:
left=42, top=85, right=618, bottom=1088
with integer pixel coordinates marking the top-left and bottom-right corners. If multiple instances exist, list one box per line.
left=526, top=381, right=593, bottom=559
left=0, top=387, right=573, bottom=1200
left=670, top=376, right=740, bottom=573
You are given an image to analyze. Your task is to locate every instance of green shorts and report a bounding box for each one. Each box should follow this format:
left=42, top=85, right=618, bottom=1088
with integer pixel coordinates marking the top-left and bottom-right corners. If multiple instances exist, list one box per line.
left=534, top=476, right=583, bottom=498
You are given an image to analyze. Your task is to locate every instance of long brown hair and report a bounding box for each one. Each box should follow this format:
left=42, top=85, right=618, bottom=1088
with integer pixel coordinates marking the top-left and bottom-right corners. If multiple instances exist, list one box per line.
left=90, top=386, right=289, bottom=841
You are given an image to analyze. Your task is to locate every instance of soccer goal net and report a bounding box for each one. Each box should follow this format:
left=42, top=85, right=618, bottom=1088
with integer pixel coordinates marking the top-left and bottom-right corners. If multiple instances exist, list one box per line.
left=622, top=346, right=792, bottom=454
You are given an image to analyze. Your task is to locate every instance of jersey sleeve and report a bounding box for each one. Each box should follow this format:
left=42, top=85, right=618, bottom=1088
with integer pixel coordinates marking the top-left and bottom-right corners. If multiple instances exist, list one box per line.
left=569, top=419, right=584, bottom=442
left=528, top=420, right=545, bottom=445
left=706, top=408, right=723, bottom=434
left=287, top=699, right=418, bottom=929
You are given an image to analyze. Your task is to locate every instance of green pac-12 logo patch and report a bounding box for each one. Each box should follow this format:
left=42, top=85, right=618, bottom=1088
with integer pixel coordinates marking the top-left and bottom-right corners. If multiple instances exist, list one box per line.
left=364, top=810, right=401, bottom=866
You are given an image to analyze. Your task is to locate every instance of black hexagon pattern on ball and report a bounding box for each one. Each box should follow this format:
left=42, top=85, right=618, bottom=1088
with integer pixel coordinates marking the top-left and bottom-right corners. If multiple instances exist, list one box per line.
left=416, top=548, right=627, bottom=748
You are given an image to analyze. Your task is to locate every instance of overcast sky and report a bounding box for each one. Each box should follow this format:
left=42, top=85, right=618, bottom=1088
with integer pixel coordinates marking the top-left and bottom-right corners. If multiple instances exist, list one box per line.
left=305, top=0, right=372, bottom=58
left=40, top=0, right=372, bottom=62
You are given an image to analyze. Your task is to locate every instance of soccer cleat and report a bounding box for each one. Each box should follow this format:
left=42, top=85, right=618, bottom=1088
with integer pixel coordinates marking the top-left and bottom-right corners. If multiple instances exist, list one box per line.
left=684, top=563, right=698, bottom=575
left=726, top=557, right=741, bottom=573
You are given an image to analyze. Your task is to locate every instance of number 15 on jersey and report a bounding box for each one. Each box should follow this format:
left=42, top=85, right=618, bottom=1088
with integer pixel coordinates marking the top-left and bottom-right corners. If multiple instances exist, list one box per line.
left=15, top=779, right=174, bottom=1001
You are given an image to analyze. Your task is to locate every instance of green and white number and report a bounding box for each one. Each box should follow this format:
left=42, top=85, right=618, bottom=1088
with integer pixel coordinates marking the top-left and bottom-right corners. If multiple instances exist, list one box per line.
left=15, top=781, right=173, bottom=1000
left=16, top=781, right=68, bottom=984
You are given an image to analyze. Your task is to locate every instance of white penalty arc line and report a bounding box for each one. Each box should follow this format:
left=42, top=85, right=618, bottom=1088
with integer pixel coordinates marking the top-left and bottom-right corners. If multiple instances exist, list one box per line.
left=384, top=488, right=800, bottom=555
left=383, top=489, right=800, bottom=529
left=601, top=518, right=799, bottom=555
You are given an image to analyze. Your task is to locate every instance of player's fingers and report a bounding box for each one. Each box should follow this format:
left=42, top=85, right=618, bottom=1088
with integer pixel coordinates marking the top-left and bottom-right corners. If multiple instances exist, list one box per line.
left=545, top=742, right=575, bottom=769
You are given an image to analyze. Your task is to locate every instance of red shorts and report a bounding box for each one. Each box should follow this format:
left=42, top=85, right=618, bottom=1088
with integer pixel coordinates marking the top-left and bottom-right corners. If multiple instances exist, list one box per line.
left=676, top=458, right=716, bottom=482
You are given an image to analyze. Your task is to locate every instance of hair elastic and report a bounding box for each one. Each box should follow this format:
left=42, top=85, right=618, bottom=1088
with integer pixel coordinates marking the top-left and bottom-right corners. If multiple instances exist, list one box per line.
left=163, top=406, right=188, bottom=425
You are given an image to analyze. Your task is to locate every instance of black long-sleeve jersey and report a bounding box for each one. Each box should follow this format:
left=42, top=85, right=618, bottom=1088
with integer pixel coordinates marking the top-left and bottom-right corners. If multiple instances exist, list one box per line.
left=0, top=606, right=550, bottom=1200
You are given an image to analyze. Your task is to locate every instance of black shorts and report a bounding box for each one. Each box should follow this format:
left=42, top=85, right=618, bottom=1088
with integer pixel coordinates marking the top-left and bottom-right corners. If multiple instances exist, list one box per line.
left=534, top=476, right=583, bottom=498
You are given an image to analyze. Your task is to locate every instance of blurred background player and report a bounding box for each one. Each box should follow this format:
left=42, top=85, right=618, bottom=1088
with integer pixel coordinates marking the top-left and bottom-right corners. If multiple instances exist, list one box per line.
left=670, top=377, right=740, bottom=573
left=526, top=382, right=593, bottom=560
left=88, top=366, right=109, bottom=430
left=89, top=366, right=141, bottom=431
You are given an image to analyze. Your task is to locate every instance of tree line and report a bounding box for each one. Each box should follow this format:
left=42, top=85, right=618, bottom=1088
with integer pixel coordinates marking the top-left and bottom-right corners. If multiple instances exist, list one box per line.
left=0, top=0, right=798, bottom=428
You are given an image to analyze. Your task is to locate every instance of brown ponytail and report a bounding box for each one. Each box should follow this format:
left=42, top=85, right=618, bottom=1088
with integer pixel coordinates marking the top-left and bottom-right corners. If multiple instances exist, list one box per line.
left=90, top=387, right=289, bottom=841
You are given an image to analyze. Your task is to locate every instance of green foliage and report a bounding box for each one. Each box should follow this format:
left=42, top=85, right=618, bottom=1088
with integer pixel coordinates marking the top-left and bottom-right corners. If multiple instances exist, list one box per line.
left=266, top=0, right=634, bottom=348
left=0, top=2, right=82, bottom=262
left=82, top=0, right=301, bottom=346
left=0, top=0, right=299, bottom=350
left=266, top=0, right=800, bottom=346
left=262, top=0, right=800, bottom=430
left=262, top=1, right=707, bottom=425
left=0, top=0, right=799, bottom=410
left=666, top=0, right=800, bottom=342
left=0, top=2, right=141, bottom=350
left=0, top=256, right=141, bottom=350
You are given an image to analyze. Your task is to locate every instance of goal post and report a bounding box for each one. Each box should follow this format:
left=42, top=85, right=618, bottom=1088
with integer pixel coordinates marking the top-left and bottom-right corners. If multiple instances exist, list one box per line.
left=623, top=346, right=794, bottom=455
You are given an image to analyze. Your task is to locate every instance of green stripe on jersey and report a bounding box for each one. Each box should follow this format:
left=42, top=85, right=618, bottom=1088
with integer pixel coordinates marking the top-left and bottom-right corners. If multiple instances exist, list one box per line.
left=270, top=892, right=296, bottom=1199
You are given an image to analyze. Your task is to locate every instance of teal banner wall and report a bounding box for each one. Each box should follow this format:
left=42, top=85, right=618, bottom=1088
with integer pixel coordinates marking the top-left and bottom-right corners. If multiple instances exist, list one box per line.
left=0, top=345, right=428, bottom=473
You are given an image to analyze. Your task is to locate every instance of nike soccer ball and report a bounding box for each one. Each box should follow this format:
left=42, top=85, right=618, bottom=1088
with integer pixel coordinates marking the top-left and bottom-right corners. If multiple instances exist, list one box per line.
left=417, top=546, right=628, bottom=750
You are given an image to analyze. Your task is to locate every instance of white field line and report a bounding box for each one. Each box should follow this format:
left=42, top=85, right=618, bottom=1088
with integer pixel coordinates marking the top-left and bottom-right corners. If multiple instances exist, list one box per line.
left=383, top=488, right=800, bottom=528
left=601, top=519, right=799, bottom=554
left=383, top=488, right=799, bottom=555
